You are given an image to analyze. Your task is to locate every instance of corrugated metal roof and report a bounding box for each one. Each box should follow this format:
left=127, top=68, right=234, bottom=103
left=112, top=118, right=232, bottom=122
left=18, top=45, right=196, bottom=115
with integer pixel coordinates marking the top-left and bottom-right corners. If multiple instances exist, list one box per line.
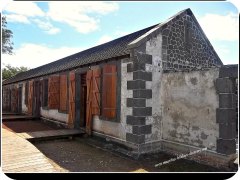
left=3, top=24, right=157, bottom=85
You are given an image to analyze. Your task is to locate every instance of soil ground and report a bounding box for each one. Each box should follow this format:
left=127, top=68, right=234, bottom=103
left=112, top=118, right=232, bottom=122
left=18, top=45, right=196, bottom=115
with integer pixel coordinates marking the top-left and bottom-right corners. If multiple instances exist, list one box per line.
left=34, top=138, right=228, bottom=172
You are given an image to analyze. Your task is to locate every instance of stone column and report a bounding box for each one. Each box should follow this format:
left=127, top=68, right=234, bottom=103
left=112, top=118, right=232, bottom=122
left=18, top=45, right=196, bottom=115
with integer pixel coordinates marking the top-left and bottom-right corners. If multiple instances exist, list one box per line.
left=216, top=66, right=238, bottom=155
left=126, top=53, right=153, bottom=146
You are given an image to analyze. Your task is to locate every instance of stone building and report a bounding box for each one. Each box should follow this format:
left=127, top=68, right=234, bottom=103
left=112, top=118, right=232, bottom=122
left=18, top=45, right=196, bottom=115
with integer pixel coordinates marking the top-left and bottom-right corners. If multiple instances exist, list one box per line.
left=2, top=8, right=238, bottom=168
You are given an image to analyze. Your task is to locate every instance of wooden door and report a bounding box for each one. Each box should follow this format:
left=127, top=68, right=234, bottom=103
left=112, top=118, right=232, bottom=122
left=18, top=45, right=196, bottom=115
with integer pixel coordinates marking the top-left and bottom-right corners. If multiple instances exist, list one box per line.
left=59, top=74, right=68, bottom=112
left=8, top=89, right=11, bottom=111
left=48, top=76, right=60, bottom=109
left=11, top=87, right=18, bottom=113
left=86, top=68, right=101, bottom=135
left=68, top=71, right=75, bottom=127
left=33, top=81, right=41, bottom=117
left=86, top=70, right=93, bottom=135
left=18, top=86, right=22, bottom=113
left=28, top=80, right=34, bottom=115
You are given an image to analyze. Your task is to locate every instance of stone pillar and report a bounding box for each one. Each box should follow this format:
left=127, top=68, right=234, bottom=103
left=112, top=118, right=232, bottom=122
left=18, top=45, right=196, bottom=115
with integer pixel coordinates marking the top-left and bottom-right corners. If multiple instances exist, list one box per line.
left=126, top=53, right=153, bottom=146
left=216, top=66, right=238, bottom=155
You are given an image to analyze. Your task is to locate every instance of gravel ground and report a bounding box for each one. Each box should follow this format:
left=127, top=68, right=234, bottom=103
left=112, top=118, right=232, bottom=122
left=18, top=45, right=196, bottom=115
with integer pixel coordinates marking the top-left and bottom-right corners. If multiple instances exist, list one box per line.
left=34, top=138, right=227, bottom=172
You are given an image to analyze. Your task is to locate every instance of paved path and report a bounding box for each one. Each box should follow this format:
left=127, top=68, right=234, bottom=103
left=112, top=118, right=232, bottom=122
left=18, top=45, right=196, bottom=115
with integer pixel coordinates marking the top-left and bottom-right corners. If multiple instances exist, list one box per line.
left=2, top=128, right=67, bottom=172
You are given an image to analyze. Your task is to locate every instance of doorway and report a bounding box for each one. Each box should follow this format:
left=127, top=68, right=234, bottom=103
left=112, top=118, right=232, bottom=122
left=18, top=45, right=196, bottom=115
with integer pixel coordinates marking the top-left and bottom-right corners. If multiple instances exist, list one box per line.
left=80, top=73, right=87, bottom=128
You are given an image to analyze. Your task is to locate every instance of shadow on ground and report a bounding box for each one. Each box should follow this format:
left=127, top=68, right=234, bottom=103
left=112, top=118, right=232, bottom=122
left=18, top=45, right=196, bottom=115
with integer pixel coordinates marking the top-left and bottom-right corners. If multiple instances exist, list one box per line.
left=33, top=138, right=228, bottom=172
left=2, top=120, right=64, bottom=133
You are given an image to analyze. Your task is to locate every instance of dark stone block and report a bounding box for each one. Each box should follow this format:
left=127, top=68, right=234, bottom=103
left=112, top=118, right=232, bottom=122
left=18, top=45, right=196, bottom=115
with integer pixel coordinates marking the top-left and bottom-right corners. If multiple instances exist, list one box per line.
left=219, top=94, right=236, bottom=108
left=133, top=89, right=152, bottom=99
left=127, top=63, right=133, bottom=72
left=126, top=116, right=146, bottom=125
left=126, top=133, right=145, bottom=144
left=216, top=78, right=235, bottom=93
left=132, top=125, right=152, bottom=135
left=134, top=54, right=152, bottom=65
left=217, top=139, right=236, bottom=155
left=133, top=71, right=152, bottom=81
left=216, top=108, right=236, bottom=123
left=127, top=98, right=146, bottom=107
left=219, top=123, right=236, bottom=139
left=219, top=66, right=238, bottom=78
left=162, top=29, right=170, bottom=36
left=127, top=80, right=146, bottom=90
left=131, top=62, right=146, bottom=71
left=133, top=107, right=152, bottom=116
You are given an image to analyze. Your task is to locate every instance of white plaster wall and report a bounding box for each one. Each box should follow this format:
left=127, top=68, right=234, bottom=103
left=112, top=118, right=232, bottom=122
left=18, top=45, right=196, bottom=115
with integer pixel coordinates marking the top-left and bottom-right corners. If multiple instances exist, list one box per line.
left=92, top=59, right=133, bottom=140
left=21, top=81, right=28, bottom=113
left=145, top=33, right=164, bottom=142
left=161, top=69, right=219, bottom=150
left=40, top=107, right=68, bottom=123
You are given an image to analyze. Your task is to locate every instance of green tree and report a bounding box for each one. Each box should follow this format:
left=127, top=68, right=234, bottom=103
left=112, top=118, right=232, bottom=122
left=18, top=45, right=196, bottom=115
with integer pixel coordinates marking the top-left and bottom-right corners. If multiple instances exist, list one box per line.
left=2, top=16, right=14, bottom=54
left=2, top=64, right=29, bottom=80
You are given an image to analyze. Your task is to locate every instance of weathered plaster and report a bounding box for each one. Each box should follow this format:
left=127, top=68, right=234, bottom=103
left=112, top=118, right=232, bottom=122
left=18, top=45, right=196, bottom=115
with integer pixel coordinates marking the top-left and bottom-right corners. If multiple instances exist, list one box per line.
left=21, top=82, right=28, bottom=113
left=144, top=33, right=163, bottom=142
left=40, top=108, right=68, bottom=123
left=161, top=69, right=219, bottom=150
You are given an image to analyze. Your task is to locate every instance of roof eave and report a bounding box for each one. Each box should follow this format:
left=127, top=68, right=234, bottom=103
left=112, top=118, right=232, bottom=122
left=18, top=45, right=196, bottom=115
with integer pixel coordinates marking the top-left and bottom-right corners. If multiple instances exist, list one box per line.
left=127, top=8, right=190, bottom=50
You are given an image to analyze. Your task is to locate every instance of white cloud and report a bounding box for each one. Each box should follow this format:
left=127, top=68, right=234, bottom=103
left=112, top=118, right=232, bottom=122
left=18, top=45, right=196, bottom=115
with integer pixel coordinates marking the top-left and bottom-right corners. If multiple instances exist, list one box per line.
left=47, top=28, right=61, bottom=35
left=3, top=1, right=45, bottom=17
left=2, top=43, right=86, bottom=69
left=6, top=14, right=30, bottom=24
left=3, top=1, right=61, bottom=35
left=47, top=2, right=119, bottom=33
left=199, top=13, right=238, bottom=41
left=33, top=19, right=61, bottom=34
left=2, top=1, right=119, bottom=34
left=96, top=35, right=113, bottom=45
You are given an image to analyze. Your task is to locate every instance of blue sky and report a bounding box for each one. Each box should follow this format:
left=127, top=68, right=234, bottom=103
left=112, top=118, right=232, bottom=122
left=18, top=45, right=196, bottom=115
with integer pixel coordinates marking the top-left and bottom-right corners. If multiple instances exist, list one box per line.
left=2, top=1, right=239, bottom=68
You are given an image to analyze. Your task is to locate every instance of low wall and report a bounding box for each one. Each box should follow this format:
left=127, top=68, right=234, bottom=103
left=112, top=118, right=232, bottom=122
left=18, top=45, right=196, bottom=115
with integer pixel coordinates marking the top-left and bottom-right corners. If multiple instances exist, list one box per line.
left=161, top=68, right=220, bottom=151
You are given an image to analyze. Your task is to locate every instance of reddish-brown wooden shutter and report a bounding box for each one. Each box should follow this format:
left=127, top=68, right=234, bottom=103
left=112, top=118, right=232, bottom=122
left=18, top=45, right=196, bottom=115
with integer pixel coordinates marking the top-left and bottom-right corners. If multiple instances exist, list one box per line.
left=48, top=75, right=60, bottom=109
left=59, top=74, right=68, bottom=111
left=68, top=71, right=75, bottom=127
left=86, top=70, right=93, bottom=135
left=11, top=87, right=18, bottom=113
left=3, top=88, right=10, bottom=111
left=92, top=69, right=101, bottom=115
left=25, top=82, right=29, bottom=105
left=86, top=68, right=101, bottom=135
left=39, top=80, right=43, bottom=107
left=28, top=80, right=33, bottom=115
left=102, top=65, right=117, bottom=119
